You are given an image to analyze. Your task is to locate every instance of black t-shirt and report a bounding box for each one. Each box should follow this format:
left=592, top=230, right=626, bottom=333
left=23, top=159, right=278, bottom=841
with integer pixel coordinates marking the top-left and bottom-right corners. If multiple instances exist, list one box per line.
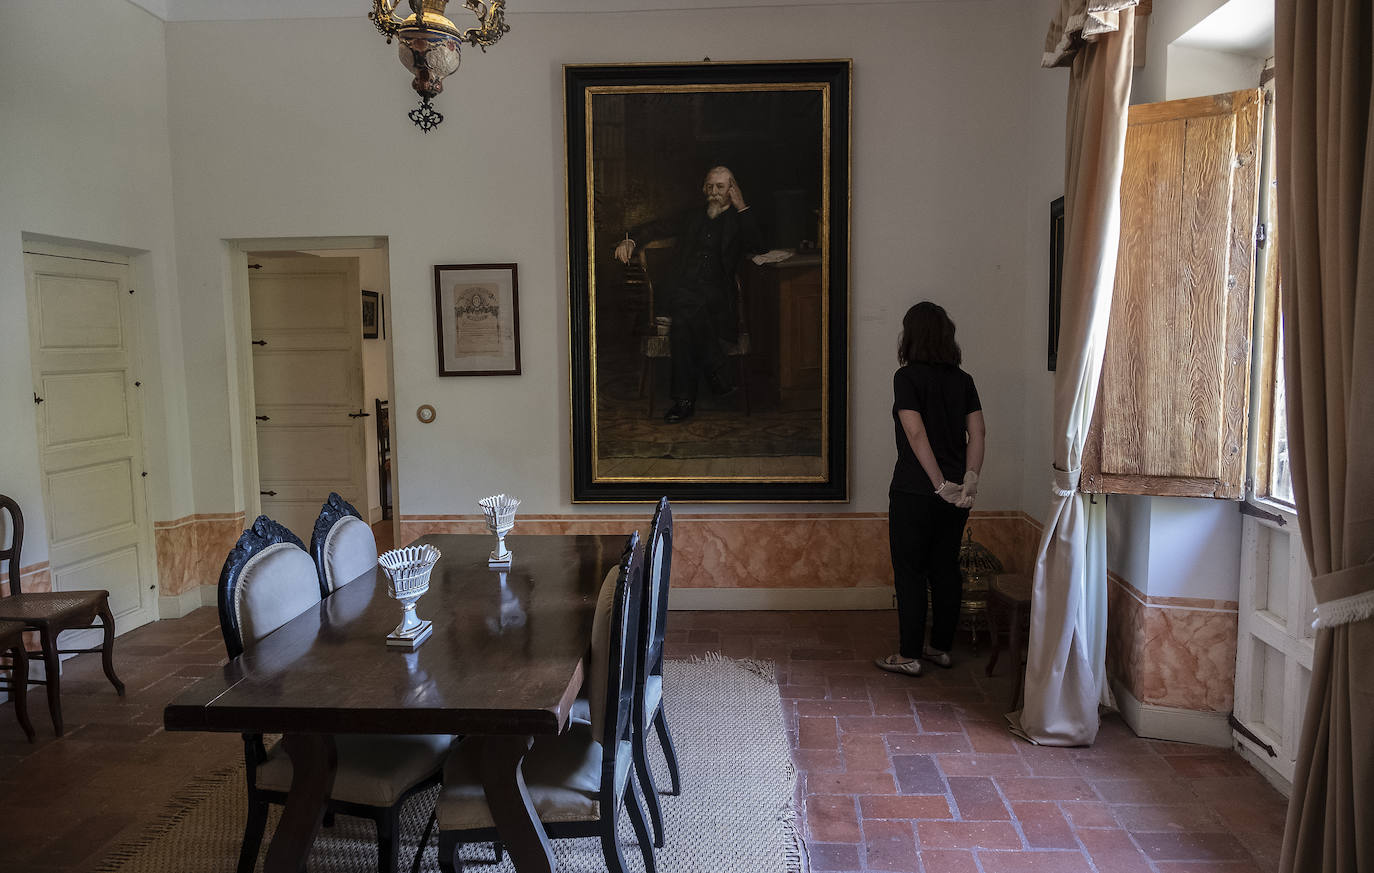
left=890, top=363, right=982, bottom=495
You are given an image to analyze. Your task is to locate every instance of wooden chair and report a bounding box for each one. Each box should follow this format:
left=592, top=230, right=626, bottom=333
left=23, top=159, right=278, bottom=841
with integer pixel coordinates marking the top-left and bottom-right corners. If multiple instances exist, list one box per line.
left=631, top=497, right=681, bottom=848
left=634, top=241, right=751, bottom=416
left=219, top=515, right=449, bottom=873
left=0, top=620, right=35, bottom=742
left=984, top=573, right=1033, bottom=711
left=436, top=532, right=657, bottom=873
left=309, top=492, right=378, bottom=598
left=0, top=494, right=124, bottom=737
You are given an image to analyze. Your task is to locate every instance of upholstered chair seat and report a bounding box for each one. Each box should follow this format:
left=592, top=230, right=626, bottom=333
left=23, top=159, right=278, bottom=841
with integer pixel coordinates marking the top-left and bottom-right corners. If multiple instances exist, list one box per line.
left=258, top=732, right=453, bottom=807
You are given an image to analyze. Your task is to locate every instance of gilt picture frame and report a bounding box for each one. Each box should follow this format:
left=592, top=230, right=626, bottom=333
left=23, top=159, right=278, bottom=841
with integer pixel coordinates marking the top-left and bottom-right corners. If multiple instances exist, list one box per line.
left=434, top=263, right=521, bottom=377
left=565, top=61, right=851, bottom=502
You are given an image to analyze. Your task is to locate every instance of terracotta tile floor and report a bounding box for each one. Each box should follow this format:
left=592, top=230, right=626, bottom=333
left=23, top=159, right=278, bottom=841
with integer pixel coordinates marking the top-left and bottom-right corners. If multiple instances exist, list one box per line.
left=0, top=608, right=1288, bottom=873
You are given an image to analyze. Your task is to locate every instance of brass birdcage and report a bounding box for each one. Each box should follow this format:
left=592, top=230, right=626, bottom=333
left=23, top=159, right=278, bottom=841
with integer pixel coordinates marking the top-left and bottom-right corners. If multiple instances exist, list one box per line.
left=957, top=529, right=1003, bottom=649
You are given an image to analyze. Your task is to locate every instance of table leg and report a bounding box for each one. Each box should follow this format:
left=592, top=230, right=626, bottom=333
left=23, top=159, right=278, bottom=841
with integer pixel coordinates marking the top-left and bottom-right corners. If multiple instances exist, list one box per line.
left=465, top=734, right=556, bottom=873
left=264, top=733, right=337, bottom=873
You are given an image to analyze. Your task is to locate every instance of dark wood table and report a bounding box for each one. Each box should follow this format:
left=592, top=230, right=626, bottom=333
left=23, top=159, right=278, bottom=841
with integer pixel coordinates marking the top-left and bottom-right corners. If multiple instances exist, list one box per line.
left=164, top=533, right=621, bottom=873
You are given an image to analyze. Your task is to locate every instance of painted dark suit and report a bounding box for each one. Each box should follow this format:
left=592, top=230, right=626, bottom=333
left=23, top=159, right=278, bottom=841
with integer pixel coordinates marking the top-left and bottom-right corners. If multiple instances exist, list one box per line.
left=626, top=205, right=763, bottom=404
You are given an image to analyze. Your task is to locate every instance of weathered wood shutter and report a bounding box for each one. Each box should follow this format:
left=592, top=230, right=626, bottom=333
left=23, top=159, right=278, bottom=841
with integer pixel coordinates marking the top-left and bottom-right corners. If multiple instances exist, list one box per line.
left=1082, top=88, right=1262, bottom=498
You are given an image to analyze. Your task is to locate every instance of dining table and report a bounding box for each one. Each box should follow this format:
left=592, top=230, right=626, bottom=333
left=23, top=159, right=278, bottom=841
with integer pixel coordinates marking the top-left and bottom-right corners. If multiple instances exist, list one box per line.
left=163, top=532, right=624, bottom=873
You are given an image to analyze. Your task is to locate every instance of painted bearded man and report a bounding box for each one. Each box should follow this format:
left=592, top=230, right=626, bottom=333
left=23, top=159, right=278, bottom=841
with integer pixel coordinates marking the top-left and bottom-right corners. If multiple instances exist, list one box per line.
left=614, top=165, right=763, bottom=423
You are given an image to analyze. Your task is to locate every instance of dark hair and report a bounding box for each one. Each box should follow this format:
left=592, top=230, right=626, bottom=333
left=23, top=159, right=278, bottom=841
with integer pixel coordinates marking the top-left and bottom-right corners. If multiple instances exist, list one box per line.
left=898, top=301, right=962, bottom=366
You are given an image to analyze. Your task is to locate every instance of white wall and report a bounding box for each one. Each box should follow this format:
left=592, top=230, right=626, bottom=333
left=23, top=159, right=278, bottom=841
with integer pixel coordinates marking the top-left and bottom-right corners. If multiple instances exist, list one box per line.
left=0, top=0, right=191, bottom=570
left=164, top=2, right=1046, bottom=518
left=1166, top=45, right=1266, bottom=100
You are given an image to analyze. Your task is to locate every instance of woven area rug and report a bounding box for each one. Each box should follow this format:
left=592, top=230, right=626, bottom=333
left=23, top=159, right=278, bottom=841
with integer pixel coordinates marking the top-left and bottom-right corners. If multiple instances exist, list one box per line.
left=98, top=656, right=802, bottom=873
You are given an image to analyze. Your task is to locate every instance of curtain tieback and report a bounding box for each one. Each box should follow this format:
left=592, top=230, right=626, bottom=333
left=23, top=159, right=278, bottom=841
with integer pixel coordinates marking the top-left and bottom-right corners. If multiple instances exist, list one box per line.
left=1311, top=560, right=1374, bottom=628
left=1051, top=465, right=1081, bottom=497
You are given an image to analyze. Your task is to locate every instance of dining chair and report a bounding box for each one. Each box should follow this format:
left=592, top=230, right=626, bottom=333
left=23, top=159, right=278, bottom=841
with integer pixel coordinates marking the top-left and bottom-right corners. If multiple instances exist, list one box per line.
left=0, top=619, right=35, bottom=742
left=309, top=492, right=378, bottom=598
left=435, top=532, right=657, bottom=873
left=0, top=493, right=124, bottom=737
left=630, top=497, right=681, bottom=848
left=219, top=515, right=449, bottom=873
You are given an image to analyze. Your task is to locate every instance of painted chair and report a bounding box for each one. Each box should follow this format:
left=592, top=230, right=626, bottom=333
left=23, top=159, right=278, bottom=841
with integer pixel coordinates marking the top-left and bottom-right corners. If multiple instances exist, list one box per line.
left=309, top=492, right=378, bottom=597
left=218, top=515, right=448, bottom=873
left=435, top=532, right=657, bottom=873
left=0, top=494, right=124, bottom=737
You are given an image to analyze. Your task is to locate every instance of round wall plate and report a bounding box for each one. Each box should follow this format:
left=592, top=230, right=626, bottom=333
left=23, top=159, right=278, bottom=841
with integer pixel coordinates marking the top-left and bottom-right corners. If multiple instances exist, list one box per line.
left=416, top=404, right=437, bottom=424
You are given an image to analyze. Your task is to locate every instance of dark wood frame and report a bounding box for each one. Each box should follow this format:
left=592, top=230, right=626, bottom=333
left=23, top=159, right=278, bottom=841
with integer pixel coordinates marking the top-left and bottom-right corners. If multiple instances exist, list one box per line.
left=362, top=289, right=381, bottom=340
left=1048, top=196, right=1065, bottom=372
left=433, top=263, right=522, bottom=377
left=564, top=60, right=851, bottom=503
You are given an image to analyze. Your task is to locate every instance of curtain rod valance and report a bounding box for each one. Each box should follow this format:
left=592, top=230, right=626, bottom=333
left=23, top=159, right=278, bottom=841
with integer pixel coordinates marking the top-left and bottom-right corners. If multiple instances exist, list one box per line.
left=1043, top=0, right=1144, bottom=68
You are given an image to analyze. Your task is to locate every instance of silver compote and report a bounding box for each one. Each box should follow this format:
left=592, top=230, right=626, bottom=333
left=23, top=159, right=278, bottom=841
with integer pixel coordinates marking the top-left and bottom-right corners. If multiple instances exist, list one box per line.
left=378, top=543, right=440, bottom=648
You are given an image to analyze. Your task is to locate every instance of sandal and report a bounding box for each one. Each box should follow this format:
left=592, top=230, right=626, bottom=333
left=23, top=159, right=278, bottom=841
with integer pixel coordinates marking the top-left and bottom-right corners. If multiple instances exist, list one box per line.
left=874, top=654, right=923, bottom=677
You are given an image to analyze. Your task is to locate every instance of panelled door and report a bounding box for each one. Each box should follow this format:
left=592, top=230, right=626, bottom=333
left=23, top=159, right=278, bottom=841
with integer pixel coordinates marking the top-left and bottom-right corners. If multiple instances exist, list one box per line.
left=249, top=257, right=367, bottom=540
left=24, top=252, right=158, bottom=638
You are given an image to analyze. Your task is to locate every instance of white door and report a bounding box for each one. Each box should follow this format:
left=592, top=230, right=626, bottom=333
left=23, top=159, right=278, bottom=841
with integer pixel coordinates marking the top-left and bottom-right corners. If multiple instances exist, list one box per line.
left=24, top=252, right=158, bottom=639
left=249, top=256, right=368, bottom=540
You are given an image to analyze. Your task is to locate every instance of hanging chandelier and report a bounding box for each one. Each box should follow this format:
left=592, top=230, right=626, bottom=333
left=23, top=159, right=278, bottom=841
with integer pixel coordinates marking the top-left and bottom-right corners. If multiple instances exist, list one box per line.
left=369, top=1, right=510, bottom=132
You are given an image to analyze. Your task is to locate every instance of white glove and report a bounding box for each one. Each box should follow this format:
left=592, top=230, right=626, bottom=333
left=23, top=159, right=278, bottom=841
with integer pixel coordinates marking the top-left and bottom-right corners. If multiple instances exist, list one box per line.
left=936, top=480, right=963, bottom=505
left=955, top=471, right=979, bottom=509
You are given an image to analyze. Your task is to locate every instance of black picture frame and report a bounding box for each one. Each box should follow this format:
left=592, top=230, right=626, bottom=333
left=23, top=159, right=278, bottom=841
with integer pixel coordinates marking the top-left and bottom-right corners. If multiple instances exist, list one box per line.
left=433, top=263, right=522, bottom=376
left=565, top=60, right=851, bottom=503
left=1048, top=196, right=1065, bottom=371
left=362, top=289, right=380, bottom=340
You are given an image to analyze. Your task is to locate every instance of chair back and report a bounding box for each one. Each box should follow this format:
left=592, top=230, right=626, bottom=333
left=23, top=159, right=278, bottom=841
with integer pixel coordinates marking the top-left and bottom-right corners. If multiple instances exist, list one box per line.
left=0, top=495, right=22, bottom=596
left=642, top=497, right=673, bottom=677
left=309, top=492, right=376, bottom=597
left=591, top=532, right=643, bottom=770
left=218, top=516, right=321, bottom=660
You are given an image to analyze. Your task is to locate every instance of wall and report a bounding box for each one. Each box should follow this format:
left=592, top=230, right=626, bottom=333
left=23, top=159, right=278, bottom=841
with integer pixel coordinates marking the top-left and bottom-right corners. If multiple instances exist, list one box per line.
left=160, top=2, right=1052, bottom=596
left=0, top=1, right=192, bottom=592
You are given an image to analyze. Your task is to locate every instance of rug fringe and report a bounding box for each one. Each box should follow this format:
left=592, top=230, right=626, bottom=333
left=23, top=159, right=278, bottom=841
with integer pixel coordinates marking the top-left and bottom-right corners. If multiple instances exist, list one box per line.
left=676, top=650, right=778, bottom=681
left=93, top=763, right=244, bottom=873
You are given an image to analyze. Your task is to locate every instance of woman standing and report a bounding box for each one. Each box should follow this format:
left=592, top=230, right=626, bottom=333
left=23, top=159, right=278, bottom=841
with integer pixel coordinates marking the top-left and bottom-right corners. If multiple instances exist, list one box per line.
left=875, top=302, right=986, bottom=677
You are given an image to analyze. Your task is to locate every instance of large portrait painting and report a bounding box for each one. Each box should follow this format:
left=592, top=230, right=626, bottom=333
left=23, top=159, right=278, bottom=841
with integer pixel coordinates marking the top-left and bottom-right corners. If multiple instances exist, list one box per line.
left=565, top=61, right=851, bottom=502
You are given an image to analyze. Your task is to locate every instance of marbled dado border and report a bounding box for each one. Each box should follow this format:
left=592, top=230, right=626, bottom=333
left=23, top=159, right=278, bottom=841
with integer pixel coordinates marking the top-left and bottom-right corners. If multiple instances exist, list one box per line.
left=153, top=512, right=247, bottom=597
left=399, top=511, right=1041, bottom=590
left=1106, top=571, right=1238, bottom=713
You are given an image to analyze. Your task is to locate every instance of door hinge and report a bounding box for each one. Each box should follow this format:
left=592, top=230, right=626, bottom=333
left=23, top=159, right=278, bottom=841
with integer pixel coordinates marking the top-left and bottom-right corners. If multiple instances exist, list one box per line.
left=256, top=415, right=270, bottom=422
left=129, top=288, right=136, bottom=294
left=252, top=339, right=267, bottom=346
left=260, top=490, right=277, bottom=497
left=33, top=393, right=44, bottom=404
left=248, top=263, right=263, bottom=270
left=1256, top=222, right=1267, bottom=248
left=348, top=409, right=371, bottom=418
left=134, top=381, right=142, bottom=387
left=141, top=471, right=148, bottom=478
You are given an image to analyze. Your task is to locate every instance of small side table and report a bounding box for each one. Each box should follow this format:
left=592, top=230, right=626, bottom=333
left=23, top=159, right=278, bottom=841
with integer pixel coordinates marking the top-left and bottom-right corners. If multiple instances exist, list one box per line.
left=985, top=573, right=1033, bottom=711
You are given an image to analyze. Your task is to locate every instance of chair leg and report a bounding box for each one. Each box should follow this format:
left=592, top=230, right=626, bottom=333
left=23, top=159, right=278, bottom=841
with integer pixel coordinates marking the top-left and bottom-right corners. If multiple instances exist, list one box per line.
left=412, top=808, right=437, bottom=873
left=9, top=644, right=35, bottom=742
left=624, top=778, right=658, bottom=873
left=437, top=831, right=462, bottom=873
left=654, top=707, right=682, bottom=795
left=237, top=799, right=270, bottom=873
left=493, top=841, right=503, bottom=862
left=633, top=726, right=664, bottom=847
left=377, top=808, right=400, bottom=873
left=600, top=813, right=628, bottom=873
left=39, top=630, right=63, bottom=737
left=98, top=600, right=125, bottom=696
left=323, top=810, right=336, bottom=827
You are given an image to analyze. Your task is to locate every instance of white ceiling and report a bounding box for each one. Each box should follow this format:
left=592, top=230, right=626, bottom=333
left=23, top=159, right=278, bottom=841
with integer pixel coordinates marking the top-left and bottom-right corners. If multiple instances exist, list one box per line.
left=1173, top=0, right=1274, bottom=58
left=130, top=0, right=959, bottom=22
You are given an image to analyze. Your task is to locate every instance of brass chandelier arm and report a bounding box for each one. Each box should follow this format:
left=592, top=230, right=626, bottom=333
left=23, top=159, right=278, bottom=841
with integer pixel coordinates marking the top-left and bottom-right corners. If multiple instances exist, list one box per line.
left=369, top=0, right=405, bottom=42
left=458, top=0, right=509, bottom=49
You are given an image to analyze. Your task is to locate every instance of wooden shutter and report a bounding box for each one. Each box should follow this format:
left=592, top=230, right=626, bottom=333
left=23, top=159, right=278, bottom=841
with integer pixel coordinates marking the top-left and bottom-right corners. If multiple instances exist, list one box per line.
left=1082, top=88, right=1262, bottom=498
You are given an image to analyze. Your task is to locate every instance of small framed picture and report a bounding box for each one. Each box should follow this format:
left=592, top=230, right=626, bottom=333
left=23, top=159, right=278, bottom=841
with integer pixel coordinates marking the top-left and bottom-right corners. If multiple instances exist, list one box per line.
left=362, top=289, right=381, bottom=340
left=434, top=264, right=521, bottom=376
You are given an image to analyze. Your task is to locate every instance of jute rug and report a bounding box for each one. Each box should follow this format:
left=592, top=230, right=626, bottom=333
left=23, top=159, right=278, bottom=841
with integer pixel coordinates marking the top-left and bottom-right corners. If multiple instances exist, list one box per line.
left=97, top=656, right=803, bottom=873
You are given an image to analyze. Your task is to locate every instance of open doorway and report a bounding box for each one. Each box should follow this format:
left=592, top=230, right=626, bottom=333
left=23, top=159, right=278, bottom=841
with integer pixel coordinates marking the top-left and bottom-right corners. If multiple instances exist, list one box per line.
left=235, top=239, right=398, bottom=550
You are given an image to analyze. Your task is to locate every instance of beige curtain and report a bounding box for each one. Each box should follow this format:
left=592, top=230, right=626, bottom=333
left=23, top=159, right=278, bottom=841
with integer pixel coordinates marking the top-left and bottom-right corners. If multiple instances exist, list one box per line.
left=1275, top=0, right=1374, bottom=870
left=1009, top=0, right=1137, bottom=747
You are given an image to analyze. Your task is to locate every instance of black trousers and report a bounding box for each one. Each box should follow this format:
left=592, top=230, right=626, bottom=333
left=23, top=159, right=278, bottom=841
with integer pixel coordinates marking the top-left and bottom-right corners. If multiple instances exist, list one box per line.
left=888, top=490, right=969, bottom=659
left=668, top=284, right=730, bottom=402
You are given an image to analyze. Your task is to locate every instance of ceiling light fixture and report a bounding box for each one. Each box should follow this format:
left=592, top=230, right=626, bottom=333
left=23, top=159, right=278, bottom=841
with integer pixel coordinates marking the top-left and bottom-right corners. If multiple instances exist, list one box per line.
left=369, top=1, right=510, bottom=132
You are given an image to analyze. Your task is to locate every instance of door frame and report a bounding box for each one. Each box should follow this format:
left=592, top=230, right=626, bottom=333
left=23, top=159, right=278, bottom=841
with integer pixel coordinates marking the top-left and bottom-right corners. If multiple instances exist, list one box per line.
left=225, top=237, right=398, bottom=539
